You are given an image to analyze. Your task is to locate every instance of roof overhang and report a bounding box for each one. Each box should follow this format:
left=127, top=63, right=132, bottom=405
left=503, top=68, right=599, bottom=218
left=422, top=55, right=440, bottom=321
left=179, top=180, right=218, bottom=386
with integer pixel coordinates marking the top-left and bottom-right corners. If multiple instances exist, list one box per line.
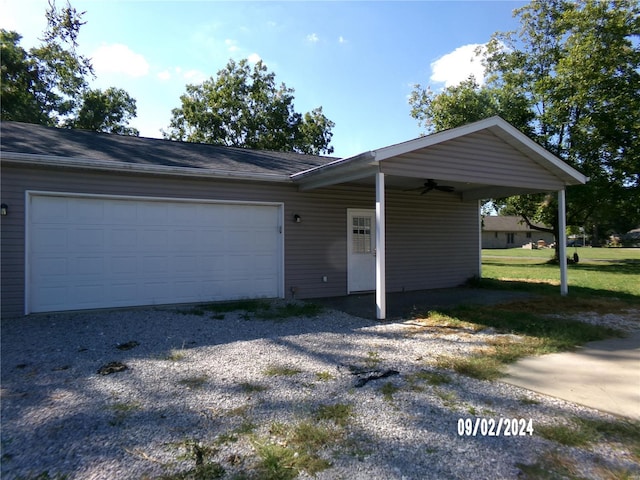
left=292, top=117, right=588, bottom=198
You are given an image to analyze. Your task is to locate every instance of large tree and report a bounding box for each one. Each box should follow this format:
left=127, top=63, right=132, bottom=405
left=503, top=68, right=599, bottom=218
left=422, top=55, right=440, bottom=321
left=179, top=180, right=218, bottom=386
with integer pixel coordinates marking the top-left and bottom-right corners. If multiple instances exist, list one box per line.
left=1, top=0, right=139, bottom=135
left=164, top=59, right=335, bottom=155
left=67, top=87, right=138, bottom=135
left=410, top=0, right=640, bottom=243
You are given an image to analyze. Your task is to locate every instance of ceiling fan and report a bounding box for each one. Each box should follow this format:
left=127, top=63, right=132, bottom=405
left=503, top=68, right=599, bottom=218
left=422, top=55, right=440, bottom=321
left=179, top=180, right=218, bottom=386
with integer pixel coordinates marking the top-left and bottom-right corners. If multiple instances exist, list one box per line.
left=406, top=179, right=455, bottom=195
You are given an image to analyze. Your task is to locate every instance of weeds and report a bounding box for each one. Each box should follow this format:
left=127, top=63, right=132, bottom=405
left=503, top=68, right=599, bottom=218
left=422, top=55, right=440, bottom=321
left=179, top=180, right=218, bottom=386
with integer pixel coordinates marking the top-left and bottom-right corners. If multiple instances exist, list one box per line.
left=315, top=371, right=334, bottom=381
left=251, top=440, right=330, bottom=480
left=364, top=350, right=382, bottom=368
left=263, top=365, right=303, bottom=377
left=406, top=369, right=451, bottom=387
left=379, top=381, right=400, bottom=402
left=165, top=348, right=187, bottom=362
left=536, top=416, right=640, bottom=458
left=315, top=403, right=353, bottom=427
left=423, top=297, right=624, bottom=381
left=254, top=302, right=323, bottom=320
left=178, top=375, right=208, bottom=390
left=252, top=420, right=337, bottom=478
left=159, top=439, right=225, bottom=480
left=174, top=300, right=322, bottom=321
left=108, top=401, right=141, bottom=426
left=238, top=382, right=268, bottom=393
left=435, top=354, right=505, bottom=381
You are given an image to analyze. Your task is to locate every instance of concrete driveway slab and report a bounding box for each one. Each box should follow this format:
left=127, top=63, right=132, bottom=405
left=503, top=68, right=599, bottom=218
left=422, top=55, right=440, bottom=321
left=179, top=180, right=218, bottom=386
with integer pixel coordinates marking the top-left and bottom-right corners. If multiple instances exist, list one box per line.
left=502, top=330, right=640, bottom=420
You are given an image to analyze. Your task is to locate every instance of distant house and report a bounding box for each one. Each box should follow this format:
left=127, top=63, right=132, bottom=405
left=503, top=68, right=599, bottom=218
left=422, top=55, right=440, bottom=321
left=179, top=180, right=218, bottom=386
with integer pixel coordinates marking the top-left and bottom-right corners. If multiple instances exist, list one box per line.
left=482, top=216, right=555, bottom=249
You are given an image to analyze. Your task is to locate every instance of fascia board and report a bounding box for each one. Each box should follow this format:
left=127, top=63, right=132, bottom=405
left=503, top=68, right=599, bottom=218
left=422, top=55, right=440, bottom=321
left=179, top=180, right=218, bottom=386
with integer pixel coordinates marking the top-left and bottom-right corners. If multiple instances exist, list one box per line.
left=1, top=152, right=291, bottom=183
left=291, top=151, right=378, bottom=189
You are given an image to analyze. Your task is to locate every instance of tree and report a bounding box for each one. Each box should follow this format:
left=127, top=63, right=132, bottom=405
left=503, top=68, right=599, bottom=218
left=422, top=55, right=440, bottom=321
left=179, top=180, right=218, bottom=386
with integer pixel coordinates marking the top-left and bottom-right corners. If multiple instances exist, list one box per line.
left=164, top=59, right=335, bottom=154
left=0, top=30, right=48, bottom=124
left=410, top=0, right=640, bottom=244
left=409, top=76, right=534, bottom=136
left=1, top=1, right=139, bottom=135
left=68, top=87, right=138, bottom=135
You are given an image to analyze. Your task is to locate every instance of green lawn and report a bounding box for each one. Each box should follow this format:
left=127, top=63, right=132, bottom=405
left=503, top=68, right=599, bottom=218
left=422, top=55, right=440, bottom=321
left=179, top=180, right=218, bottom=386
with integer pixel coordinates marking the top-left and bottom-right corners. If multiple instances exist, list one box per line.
left=481, top=248, right=640, bottom=299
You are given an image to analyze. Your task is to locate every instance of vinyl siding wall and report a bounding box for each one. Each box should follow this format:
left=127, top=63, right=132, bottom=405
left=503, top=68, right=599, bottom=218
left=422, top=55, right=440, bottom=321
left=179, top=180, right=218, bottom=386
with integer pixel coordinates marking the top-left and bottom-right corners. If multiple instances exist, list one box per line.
left=382, top=130, right=565, bottom=191
left=1, top=164, right=480, bottom=317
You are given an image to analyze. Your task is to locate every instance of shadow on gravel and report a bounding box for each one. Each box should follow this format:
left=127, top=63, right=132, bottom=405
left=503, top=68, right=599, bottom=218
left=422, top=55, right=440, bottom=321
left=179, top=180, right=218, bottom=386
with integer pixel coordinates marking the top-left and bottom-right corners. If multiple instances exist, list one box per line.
left=1, top=291, right=637, bottom=479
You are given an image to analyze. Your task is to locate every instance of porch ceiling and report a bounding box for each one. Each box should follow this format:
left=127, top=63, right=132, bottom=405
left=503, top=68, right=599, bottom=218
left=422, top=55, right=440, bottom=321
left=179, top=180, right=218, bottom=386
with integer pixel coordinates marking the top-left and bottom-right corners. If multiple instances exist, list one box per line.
left=291, top=117, right=588, bottom=199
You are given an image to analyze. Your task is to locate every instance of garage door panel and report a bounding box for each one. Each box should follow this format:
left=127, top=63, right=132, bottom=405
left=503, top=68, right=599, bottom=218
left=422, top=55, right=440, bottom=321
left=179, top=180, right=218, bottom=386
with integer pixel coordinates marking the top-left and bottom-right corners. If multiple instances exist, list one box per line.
left=32, top=196, right=68, bottom=223
left=111, top=229, right=138, bottom=249
left=32, top=228, right=68, bottom=251
left=111, top=256, right=138, bottom=274
left=71, top=199, right=104, bottom=222
left=70, top=228, right=105, bottom=250
left=32, top=256, right=68, bottom=277
left=73, top=256, right=105, bottom=275
left=28, top=195, right=282, bottom=313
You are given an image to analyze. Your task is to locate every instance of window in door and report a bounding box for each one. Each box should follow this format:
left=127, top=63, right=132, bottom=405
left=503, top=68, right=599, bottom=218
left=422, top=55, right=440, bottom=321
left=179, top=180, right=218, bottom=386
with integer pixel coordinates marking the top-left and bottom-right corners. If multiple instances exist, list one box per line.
left=352, top=216, right=372, bottom=253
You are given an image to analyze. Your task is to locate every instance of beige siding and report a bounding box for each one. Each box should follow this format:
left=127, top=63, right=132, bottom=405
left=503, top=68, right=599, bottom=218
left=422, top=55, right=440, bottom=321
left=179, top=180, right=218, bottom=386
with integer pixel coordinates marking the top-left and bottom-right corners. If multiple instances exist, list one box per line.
left=386, top=190, right=479, bottom=290
left=381, top=130, right=565, bottom=191
left=1, top=164, right=480, bottom=317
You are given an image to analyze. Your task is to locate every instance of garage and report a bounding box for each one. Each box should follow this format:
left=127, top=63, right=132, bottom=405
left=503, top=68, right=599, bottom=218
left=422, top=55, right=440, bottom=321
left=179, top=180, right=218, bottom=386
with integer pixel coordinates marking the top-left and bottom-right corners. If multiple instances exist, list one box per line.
left=26, top=192, right=283, bottom=313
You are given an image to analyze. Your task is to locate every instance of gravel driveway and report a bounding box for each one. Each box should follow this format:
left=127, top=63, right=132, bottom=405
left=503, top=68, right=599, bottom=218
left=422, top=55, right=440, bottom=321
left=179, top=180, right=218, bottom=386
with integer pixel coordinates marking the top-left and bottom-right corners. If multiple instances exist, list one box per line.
left=1, top=302, right=638, bottom=479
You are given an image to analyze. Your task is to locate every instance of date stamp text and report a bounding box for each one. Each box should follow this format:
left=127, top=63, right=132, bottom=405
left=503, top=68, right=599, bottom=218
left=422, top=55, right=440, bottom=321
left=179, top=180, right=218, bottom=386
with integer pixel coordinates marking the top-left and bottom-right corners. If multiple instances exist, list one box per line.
left=457, top=418, right=534, bottom=437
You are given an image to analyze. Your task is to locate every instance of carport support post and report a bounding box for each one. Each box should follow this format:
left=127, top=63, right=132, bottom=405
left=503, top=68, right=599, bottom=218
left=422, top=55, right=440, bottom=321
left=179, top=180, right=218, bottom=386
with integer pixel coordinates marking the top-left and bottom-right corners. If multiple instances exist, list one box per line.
left=376, top=171, right=386, bottom=319
left=558, top=188, right=568, bottom=296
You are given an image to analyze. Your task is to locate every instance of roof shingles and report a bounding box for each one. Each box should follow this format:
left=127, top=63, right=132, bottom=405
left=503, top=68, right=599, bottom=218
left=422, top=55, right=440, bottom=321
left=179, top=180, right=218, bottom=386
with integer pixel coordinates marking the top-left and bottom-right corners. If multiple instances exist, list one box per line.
left=0, top=121, right=335, bottom=177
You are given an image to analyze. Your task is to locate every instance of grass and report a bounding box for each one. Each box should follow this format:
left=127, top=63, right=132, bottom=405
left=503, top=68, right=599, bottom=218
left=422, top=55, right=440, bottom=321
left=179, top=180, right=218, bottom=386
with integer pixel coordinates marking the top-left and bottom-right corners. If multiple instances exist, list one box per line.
left=174, top=299, right=323, bottom=320
left=263, top=365, right=303, bottom=377
left=418, top=248, right=638, bottom=381
left=314, top=403, right=354, bottom=427
left=251, top=407, right=352, bottom=480
left=428, top=305, right=623, bottom=380
left=536, top=417, right=640, bottom=456
left=379, top=381, right=400, bottom=402
left=480, top=247, right=640, bottom=299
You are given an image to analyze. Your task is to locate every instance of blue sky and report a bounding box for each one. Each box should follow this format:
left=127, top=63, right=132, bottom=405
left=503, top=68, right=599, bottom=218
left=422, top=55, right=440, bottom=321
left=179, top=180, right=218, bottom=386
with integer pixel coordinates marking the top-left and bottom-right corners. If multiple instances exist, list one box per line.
left=1, top=1, right=527, bottom=158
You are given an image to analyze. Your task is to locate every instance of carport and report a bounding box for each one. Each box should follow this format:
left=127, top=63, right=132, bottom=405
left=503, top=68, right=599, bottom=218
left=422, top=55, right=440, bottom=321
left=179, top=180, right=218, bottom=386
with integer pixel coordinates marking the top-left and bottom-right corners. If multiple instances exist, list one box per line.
left=292, top=117, right=589, bottom=319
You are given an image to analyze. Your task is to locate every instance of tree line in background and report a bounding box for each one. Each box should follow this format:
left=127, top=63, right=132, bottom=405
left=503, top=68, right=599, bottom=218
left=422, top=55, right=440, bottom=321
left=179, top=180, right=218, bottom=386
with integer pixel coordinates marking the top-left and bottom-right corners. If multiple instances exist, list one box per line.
left=0, top=1, right=334, bottom=154
left=410, top=0, right=640, bottom=243
left=2, top=0, right=638, bottom=240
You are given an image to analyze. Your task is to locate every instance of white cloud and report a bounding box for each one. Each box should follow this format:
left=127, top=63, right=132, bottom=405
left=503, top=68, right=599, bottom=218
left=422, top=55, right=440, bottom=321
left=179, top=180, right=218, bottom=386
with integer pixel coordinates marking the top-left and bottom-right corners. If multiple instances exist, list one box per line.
left=183, top=69, right=207, bottom=83
left=338, top=36, right=347, bottom=44
left=157, top=70, right=171, bottom=81
left=225, top=38, right=239, bottom=53
left=92, top=44, right=150, bottom=78
left=306, top=33, right=319, bottom=43
left=430, top=43, right=488, bottom=88
left=247, top=53, right=262, bottom=64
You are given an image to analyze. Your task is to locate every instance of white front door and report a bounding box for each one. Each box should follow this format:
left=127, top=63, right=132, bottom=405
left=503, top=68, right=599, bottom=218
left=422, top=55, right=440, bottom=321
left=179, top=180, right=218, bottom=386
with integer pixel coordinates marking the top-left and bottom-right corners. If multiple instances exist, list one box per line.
left=347, top=209, right=376, bottom=292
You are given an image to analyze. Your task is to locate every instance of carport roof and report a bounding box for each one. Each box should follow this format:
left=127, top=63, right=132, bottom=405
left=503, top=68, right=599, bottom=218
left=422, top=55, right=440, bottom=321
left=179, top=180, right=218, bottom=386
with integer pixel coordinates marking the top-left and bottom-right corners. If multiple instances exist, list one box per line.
left=292, top=116, right=588, bottom=199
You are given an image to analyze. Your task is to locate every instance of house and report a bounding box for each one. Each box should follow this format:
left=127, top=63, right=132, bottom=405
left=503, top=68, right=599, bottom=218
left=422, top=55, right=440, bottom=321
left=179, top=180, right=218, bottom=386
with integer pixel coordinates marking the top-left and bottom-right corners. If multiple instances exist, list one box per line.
left=0, top=117, right=588, bottom=319
left=482, top=215, right=555, bottom=249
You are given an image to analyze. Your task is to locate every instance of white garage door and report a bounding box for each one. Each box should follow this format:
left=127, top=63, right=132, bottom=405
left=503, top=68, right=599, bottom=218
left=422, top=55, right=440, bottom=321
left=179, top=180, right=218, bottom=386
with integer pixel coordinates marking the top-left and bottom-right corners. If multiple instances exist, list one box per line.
left=27, top=193, right=283, bottom=313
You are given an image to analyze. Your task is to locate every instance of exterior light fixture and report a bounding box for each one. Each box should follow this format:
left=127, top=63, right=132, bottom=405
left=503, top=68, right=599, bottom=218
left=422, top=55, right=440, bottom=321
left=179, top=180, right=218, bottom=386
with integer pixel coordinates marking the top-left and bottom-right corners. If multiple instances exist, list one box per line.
left=293, top=214, right=302, bottom=223
left=0, top=204, right=7, bottom=216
